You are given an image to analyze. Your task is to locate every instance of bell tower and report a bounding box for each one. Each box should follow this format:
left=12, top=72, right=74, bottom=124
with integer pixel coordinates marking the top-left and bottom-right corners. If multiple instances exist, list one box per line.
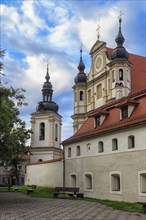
left=72, top=48, right=87, bottom=133
left=30, top=65, right=62, bottom=162
left=108, top=15, right=131, bottom=99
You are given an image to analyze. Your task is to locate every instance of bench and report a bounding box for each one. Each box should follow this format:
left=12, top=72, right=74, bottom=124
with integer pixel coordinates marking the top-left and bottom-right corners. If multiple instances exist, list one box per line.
left=52, top=187, right=84, bottom=198
left=27, top=185, right=37, bottom=194
left=0, top=184, right=12, bottom=191
left=137, top=202, right=146, bottom=213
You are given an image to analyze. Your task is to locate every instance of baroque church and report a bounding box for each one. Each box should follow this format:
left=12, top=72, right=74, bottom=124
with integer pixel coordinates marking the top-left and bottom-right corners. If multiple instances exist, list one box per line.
left=26, top=17, right=146, bottom=203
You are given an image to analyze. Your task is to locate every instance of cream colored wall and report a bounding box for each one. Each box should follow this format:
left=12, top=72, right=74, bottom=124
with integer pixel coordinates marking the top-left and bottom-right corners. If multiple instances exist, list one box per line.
left=64, top=125, right=146, bottom=202
left=65, top=150, right=146, bottom=203
left=25, top=161, right=63, bottom=187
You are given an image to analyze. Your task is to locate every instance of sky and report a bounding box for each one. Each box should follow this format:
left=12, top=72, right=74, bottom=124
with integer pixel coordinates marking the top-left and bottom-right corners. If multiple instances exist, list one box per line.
left=0, top=0, right=146, bottom=141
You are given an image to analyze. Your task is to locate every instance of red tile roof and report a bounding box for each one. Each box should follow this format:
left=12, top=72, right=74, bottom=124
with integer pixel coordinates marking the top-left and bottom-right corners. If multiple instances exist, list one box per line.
left=63, top=90, right=146, bottom=144
left=27, top=157, right=63, bottom=166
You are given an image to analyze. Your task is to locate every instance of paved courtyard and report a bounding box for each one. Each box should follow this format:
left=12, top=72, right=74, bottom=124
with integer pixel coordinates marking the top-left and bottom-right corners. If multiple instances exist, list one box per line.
left=0, top=192, right=145, bottom=220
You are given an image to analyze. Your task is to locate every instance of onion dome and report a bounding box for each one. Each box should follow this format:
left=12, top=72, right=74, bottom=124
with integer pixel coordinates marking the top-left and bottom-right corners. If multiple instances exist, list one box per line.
left=74, top=48, right=87, bottom=84
left=36, top=64, right=58, bottom=113
left=111, top=18, right=129, bottom=60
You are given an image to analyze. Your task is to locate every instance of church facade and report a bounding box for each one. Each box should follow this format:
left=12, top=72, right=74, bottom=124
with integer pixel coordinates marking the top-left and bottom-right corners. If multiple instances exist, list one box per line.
left=62, top=18, right=146, bottom=203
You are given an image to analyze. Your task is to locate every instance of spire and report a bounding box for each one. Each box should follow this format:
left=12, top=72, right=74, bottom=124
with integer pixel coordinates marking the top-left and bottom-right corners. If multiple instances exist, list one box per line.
left=111, top=12, right=129, bottom=61
left=115, top=13, right=125, bottom=46
left=78, top=46, right=85, bottom=73
left=36, top=64, right=58, bottom=112
left=74, top=46, right=87, bottom=84
left=45, top=63, right=50, bottom=82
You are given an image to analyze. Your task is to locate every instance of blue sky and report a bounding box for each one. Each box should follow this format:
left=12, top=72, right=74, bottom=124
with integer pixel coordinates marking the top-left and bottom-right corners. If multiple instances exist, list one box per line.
left=1, top=0, right=146, bottom=141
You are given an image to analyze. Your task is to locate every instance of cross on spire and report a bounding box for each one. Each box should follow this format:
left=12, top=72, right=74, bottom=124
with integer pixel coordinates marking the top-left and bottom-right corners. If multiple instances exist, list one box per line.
left=96, top=14, right=101, bottom=40
left=118, top=11, right=123, bottom=22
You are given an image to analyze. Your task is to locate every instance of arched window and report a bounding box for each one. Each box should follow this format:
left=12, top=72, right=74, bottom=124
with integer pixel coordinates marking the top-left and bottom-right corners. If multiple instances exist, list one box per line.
left=128, top=135, right=135, bottom=148
left=98, top=141, right=104, bottom=153
left=80, top=91, right=83, bottom=101
left=39, top=122, right=45, bottom=140
left=55, top=124, right=58, bottom=141
left=68, top=148, right=71, bottom=157
left=119, top=69, right=123, bottom=81
left=76, top=145, right=81, bottom=156
left=70, top=174, right=77, bottom=187
left=112, top=138, right=118, bottom=151
left=88, top=89, right=91, bottom=103
left=97, top=84, right=102, bottom=99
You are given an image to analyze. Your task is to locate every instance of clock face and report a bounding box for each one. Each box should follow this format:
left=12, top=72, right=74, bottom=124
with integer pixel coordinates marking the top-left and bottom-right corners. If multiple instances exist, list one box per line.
left=95, top=55, right=103, bottom=71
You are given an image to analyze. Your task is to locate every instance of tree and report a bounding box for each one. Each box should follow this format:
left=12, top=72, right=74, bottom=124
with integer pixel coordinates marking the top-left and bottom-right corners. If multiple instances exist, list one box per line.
left=0, top=49, right=31, bottom=185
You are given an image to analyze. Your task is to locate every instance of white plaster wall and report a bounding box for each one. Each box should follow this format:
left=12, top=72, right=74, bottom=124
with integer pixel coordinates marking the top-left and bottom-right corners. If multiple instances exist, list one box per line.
left=64, top=125, right=146, bottom=202
left=65, top=126, right=146, bottom=159
left=25, top=161, right=63, bottom=187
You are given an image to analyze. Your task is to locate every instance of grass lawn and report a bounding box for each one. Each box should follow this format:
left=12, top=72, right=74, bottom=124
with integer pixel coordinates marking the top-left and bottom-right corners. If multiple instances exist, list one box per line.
left=0, top=185, right=143, bottom=213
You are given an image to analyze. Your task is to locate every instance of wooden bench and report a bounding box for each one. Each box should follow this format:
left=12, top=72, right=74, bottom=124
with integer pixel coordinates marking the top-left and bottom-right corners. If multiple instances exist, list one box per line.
left=27, top=185, right=37, bottom=194
left=0, top=184, right=12, bottom=191
left=52, top=187, right=84, bottom=198
left=137, top=202, right=146, bottom=213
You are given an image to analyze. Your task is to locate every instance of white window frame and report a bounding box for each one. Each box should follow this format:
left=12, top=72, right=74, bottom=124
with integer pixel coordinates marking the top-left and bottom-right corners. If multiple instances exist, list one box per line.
left=110, top=171, right=122, bottom=194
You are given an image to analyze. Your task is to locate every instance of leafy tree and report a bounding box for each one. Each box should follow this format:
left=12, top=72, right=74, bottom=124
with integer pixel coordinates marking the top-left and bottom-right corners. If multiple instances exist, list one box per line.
left=0, top=49, right=31, bottom=185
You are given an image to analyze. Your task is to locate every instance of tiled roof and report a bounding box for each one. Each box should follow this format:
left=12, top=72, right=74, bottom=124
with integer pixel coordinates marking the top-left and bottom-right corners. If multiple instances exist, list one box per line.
left=27, top=157, right=63, bottom=166
left=63, top=90, right=146, bottom=145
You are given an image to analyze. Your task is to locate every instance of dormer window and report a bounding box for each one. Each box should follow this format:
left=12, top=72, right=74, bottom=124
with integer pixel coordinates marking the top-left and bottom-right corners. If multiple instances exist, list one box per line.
left=119, top=69, right=123, bottom=81
left=95, top=116, right=100, bottom=127
left=121, top=106, right=128, bottom=119
left=116, top=99, right=139, bottom=120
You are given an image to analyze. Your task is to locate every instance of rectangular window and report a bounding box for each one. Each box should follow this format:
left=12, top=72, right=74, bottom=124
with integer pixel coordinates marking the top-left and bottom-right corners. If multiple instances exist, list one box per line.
left=128, top=135, right=135, bottom=148
left=88, top=89, right=91, bottom=103
left=70, top=174, right=77, bottom=187
left=112, top=138, right=118, bottom=151
left=85, top=174, right=92, bottom=190
left=111, top=173, right=121, bottom=192
left=95, top=116, right=100, bottom=127
left=140, top=173, right=146, bottom=193
left=97, top=84, right=102, bottom=99
left=121, top=106, right=128, bottom=119
left=68, top=148, right=71, bottom=157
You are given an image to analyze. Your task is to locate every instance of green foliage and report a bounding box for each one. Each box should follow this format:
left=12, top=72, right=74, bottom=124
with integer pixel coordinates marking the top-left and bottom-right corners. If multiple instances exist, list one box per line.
left=0, top=49, right=31, bottom=184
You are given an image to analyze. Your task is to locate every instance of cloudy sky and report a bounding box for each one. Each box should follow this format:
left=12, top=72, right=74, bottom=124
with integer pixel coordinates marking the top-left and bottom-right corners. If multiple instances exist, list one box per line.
left=1, top=0, right=146, bottom=141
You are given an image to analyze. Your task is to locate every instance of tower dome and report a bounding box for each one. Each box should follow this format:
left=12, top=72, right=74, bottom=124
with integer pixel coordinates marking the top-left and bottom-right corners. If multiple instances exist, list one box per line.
left=74, top=48, right=87, bottom=84
left=111, top=17, right=129, bottom=60
left=36, top=64, right=58, bottom=112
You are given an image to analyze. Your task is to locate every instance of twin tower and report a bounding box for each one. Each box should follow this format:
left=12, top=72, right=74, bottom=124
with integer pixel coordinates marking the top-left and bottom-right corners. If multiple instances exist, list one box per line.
left=30, top=17, right=131, bottom=161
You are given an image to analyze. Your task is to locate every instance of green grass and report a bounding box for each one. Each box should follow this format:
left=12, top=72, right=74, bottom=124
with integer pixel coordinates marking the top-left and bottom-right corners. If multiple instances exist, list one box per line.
left=84, top=197, right=142, bottom=213
left=0, top=186, right=143, bottom=213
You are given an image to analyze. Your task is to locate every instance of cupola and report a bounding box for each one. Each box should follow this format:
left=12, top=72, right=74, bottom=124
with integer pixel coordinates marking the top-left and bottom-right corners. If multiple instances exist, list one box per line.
left=36, top=64, right=58, bottom=112
left=111, top=17, right=129, bottom=60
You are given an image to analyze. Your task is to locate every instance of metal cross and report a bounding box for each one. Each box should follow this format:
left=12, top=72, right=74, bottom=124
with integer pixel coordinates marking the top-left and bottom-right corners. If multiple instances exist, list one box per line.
left=118, top=11, right=123, bottom=20
left=96, top=14, right=101, bottom=40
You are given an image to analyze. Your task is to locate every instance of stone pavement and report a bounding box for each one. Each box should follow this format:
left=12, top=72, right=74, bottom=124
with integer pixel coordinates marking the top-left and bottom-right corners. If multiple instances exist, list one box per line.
left=0, top=192, right=145, bottom=220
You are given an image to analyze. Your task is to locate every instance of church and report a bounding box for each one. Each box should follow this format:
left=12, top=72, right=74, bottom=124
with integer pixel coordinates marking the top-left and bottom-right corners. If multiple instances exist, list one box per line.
left=26, top=17, right=146, bottom=203
left=62, top=17, right=146, bottom=203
